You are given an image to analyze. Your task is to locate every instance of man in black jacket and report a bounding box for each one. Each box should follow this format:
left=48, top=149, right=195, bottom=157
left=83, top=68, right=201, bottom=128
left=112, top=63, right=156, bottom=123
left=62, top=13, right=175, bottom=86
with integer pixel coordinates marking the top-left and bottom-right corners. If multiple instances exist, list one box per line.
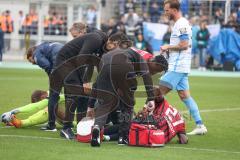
left=45, top=29, right=108, bottom=139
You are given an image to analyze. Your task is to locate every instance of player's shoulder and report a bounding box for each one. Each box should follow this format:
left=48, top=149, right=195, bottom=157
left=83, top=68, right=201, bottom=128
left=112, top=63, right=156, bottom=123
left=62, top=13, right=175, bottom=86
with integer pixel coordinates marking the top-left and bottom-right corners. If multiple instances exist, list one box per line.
left=37, top=41, right=49, bottom=47
left=176, top=17, right=190, bottom=26
left=88, top=29, right=106, bottom=37
left=175, top=17, right=191, bottom=35
left=35, top=42, right=50, bottom=53
left=178, top=17, right=189, bottom=23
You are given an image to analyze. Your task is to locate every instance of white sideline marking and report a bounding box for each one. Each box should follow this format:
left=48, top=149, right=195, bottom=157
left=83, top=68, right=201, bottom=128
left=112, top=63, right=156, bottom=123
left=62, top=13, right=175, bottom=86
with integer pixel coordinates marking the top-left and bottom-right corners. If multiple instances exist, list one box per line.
left=181, top=107, right=240, bottom=114
left=200, top=108, right=240, bottom=113
left=0, top=134, right=64, bottom=141
left=0, top=134, right=239, bottom=154
left=166, top=146, right=240, bottom=154
left=0, top=77, right=43, bottom=80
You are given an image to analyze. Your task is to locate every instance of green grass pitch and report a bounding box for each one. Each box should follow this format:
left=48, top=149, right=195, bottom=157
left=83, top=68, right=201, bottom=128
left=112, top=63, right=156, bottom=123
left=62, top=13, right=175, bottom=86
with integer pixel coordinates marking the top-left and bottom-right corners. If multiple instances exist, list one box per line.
left=0, top=68, right=240, bottom=160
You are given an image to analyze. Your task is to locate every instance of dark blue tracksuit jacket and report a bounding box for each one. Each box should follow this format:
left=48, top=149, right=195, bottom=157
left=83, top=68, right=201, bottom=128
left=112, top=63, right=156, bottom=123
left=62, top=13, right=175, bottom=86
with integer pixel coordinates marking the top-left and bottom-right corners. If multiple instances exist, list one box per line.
left=33, top=42, right=64, bottom=75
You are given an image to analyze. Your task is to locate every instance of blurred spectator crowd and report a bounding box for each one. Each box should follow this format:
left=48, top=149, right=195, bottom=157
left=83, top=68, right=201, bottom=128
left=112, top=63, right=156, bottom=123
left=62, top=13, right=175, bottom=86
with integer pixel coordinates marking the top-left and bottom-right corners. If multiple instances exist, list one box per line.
left=0, top=9, right=68, bottom=36
left=100, top=0, right=240, bottom=70
left=0, top=0, right=240, bottom=69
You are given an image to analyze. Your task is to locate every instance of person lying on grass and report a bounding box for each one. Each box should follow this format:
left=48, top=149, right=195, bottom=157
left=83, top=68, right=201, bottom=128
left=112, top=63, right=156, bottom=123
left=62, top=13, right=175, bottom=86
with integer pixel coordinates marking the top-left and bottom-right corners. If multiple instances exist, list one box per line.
left=0, top=86, right=91, bottom=129
left=1, top=90, right=65, bottom=130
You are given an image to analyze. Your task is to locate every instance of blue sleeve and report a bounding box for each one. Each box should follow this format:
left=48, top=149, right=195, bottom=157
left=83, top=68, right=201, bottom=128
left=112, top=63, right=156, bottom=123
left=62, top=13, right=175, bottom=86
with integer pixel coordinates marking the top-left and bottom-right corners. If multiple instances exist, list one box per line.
left=179, top=34, right=189, bottom=41
left=0, top=31, right=4, bottom=49
left=34, top=48, right=51, bottom=74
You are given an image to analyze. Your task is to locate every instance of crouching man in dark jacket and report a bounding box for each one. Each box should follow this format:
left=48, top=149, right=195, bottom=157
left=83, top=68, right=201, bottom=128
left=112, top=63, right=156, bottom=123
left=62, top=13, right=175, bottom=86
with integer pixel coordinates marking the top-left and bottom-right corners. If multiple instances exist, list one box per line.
left=87, top=32, right=168, bottom=147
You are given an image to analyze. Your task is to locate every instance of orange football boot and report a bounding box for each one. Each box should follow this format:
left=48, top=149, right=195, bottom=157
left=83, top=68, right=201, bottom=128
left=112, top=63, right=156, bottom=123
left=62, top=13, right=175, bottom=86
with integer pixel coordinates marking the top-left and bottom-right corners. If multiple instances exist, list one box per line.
left=11, top=115, right=22, bottom=128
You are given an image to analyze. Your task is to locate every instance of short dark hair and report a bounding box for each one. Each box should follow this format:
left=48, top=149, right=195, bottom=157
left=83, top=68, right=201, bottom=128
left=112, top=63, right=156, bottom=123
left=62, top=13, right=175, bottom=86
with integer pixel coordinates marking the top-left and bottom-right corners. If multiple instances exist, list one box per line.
left=151, top=55, right=169, bottom=72
left=31, top=90, right=47, bottom=103
left=164, top=0, right=180, bottom=10
left=108, top=32, right=129, bottom=42
left=108, top=32, right=133, bottom=48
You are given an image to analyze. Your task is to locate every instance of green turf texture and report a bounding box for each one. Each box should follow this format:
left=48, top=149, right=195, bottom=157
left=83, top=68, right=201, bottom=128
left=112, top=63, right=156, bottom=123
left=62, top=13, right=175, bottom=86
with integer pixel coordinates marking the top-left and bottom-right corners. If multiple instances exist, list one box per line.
left=0, top=68, right=240, bottom=160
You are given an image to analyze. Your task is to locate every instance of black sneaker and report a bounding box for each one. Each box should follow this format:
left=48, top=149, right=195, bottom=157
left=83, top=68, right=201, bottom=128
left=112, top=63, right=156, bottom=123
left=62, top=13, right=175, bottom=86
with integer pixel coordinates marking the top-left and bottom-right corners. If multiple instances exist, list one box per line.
left=60, top=128, right=75, bottom=140
left=118, top=136, right=128, bottom=145
left=40, top=124, right=57, bottom=132
left=91, top=125, right=100, bottom=147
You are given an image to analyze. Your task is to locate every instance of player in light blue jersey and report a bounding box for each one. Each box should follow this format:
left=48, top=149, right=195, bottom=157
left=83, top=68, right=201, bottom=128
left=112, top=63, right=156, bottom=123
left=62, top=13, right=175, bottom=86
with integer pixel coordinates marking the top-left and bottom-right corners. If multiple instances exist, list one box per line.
left=159, top=0, right=207, bottom=135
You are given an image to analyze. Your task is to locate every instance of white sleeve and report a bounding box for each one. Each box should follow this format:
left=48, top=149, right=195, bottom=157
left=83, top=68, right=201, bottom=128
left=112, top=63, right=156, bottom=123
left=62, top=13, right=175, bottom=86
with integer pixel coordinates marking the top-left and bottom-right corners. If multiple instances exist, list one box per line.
left=176, top=19, right=190, bottom=37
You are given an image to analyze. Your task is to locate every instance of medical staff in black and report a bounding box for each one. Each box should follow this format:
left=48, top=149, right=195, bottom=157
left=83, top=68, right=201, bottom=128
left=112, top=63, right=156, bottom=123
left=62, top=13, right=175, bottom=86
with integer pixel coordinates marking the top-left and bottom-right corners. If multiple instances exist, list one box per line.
left=86, top=32, right=168, bottom=146
left=46, top=29, right=108, bottom=139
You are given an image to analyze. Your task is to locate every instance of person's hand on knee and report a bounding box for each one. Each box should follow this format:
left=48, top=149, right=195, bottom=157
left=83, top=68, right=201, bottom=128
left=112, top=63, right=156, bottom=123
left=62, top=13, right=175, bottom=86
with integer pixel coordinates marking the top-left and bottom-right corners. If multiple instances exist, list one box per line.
left=83, top=83, right=92, bottom=95
left=86, top=107, right=95, bottom=118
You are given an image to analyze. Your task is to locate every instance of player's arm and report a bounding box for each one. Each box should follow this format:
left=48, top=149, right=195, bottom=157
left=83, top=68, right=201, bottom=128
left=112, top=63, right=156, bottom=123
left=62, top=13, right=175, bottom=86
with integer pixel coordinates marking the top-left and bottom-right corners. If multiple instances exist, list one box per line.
left=78, top=35, right=102, bottom=57
left=79, top=36, right=103, bottom=117
left=6, top=94, right=64, bottom=115
left=86, top=82, right=97, bottom=118
left=161, top=23, right=190, bottom=52
left=131, top=50, right=155, bottom=102
left=141, top=70, right=155, bottom=110
left=11, top=99, right=49, bottom=114
left=78, top=35, right=102, bottom=82
left=82, top=65, right=94, bottom=83
left=161, top=37, right=189, bottom=52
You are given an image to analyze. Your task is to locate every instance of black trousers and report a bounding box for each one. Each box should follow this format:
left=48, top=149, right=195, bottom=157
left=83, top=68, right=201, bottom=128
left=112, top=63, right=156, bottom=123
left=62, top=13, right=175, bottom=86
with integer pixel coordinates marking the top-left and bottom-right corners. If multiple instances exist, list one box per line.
left=104, top=124, right=119, bottom=141
left=48, top=54, right=88, bottom=128
left=94, top=64, right=136, bottom=138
